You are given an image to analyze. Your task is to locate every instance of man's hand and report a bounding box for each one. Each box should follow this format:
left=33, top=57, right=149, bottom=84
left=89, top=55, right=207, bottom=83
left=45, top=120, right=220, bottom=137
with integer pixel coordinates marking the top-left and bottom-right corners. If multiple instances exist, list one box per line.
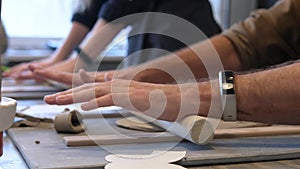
left=44, top=79, right=214, bottom=122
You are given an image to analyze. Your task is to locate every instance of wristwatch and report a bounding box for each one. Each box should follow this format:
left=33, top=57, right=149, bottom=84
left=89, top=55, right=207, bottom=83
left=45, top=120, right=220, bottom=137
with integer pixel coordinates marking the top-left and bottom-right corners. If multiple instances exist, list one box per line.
left=218, top=70, right=237, bottom=121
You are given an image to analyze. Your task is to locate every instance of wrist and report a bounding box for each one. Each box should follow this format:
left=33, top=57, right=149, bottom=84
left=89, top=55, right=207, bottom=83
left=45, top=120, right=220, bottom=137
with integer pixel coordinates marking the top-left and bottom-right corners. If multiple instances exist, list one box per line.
left=51, top=45, right=74, bottom=62
left=74, top=46, right=93, bottom=66
left=234, top=73, right=256, bottom=121
left=197, top=80, right=221, bottom=118
left=46, top=55, right=62, bottom=63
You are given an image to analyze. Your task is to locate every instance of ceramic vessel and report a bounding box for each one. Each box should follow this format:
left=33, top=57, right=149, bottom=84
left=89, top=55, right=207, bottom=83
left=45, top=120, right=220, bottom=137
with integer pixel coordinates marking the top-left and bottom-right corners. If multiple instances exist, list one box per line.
left=0, top=97, right=17, bottom=157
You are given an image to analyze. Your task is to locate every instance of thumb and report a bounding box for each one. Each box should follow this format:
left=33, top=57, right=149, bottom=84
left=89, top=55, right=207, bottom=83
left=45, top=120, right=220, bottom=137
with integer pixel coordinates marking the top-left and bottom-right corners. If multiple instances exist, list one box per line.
left=79, top=69, right=95, bottom=83
left=28, top=64, right=42, bottom=72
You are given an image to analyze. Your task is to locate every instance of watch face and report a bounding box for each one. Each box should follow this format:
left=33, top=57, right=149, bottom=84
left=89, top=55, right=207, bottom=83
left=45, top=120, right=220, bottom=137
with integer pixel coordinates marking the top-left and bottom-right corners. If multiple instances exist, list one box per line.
left=219, top=71, right=235, bottom=95
left=222, top=83, right=234, bottom=90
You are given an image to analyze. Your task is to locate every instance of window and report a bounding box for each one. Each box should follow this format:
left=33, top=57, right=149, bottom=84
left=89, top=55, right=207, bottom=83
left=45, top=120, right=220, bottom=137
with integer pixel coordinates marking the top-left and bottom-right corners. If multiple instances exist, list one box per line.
left=2, top=0, right=75, bottom=38
left=1, top=0, right=127, bottom=63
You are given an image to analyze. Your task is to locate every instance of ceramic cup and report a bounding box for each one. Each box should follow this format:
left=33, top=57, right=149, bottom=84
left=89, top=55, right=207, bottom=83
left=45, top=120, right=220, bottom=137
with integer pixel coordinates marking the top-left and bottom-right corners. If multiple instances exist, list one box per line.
left=0, top=97, right=17, bottom=157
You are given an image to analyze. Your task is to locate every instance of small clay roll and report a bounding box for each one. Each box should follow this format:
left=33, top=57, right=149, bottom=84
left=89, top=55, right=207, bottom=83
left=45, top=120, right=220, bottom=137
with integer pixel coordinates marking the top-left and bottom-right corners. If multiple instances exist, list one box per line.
left=54, top=110, right=86, bottom=133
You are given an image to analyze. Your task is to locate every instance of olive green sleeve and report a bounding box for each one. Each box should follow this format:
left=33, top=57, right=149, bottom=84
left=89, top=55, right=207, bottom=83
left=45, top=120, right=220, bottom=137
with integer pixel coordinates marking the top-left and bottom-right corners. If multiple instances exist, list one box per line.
left=223, top=0, right=300, bottom=70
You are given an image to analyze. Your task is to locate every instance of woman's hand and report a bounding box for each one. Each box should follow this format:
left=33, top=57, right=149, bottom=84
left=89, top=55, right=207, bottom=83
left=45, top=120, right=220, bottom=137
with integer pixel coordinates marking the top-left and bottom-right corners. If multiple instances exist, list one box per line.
left=33, top=68, right=115, bottom=86
left=3, top=57, right=58, bottom=80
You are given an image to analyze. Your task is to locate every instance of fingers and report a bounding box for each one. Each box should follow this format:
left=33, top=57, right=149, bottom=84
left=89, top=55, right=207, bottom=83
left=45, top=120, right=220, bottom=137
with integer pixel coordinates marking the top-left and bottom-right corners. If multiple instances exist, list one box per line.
left=2, top=63, right=27, bottom=77
left=44, top=79, right=169, bottom=117
left=44, top=83, right=90, bottom=104
left=44, top=82, right=113, bottom=105
left=80, top=92, right=147, bottom=112
left=54, top=88, right=103, bottom=105
left=103, top=71, right=113, bottom=81
left=43, top=79, right=184, bottom=122
left=34, top=69, right=74, bottom=85
left=81, top=94, right=114, bottom=111
left=3, top=61, right=53, bottom=80
left=13, top=70, right=36, bottom=80
left=79, top=69, right=114, bottom=83
left=44, top=89, right=74, bottom=105
left=28, top=64, right=41, bottom=72
left=44, top=79, right=133, bottom=105
left=2, top=63, right=34, bottom=80
left=44, top=83, right=93, bottom=104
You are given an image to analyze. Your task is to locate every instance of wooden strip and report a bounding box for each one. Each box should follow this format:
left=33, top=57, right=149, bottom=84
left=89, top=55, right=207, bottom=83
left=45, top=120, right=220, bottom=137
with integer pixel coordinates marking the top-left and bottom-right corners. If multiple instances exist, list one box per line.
left=214, top=125, right=300, bottom=139
left=64, top=125, right=300, bottom=146
left=64, top=132, right=181, bottom=147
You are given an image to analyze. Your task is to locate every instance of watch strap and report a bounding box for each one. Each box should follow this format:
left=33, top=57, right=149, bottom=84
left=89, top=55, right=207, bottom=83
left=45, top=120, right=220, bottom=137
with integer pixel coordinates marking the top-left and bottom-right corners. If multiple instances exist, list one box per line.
left=74, top=47, right=93, bottom=65
left=221, top=95, right=237, bottom=121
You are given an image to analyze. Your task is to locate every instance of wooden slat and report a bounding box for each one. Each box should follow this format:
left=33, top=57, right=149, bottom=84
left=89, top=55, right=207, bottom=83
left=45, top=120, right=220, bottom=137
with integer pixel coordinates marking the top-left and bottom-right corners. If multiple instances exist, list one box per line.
left=64, top=132, right=181, bottom=146
left=214, top=125, right=300, bottom=139
left=64, top=125, right=300, bottom=147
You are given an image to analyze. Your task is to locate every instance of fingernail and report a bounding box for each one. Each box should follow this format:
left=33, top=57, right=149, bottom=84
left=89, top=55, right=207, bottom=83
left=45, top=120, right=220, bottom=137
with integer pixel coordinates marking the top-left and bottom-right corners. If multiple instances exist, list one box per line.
left=44, top=95, right=55, bottom=104
left=81, top=103, right=93, bottom=111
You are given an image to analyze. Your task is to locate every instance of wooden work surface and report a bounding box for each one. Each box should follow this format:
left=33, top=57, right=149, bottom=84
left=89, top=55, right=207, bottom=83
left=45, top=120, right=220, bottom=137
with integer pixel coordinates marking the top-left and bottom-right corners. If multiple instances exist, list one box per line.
left=7, top=122, right=300, bottom=169
left=1, top=100, right=300, bottom=169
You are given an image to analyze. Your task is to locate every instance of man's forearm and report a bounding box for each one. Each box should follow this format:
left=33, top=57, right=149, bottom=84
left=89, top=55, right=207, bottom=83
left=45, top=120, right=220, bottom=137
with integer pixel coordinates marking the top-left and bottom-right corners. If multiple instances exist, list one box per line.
left=120, top=35, right=242, bottom=83
left=236, top=61, right=300, bottom=124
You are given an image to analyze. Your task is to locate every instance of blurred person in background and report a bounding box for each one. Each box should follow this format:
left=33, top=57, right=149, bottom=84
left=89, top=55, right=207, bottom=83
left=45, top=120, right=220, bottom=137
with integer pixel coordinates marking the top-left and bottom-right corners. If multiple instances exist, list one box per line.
left=4, top=0, right=221, bottom=81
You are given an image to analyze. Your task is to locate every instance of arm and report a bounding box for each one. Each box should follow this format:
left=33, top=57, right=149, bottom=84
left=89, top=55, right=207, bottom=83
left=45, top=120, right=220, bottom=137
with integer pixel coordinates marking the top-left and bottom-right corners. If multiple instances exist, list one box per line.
left=69, top=0, right=152, bottom=71
left=36, top=0, right=300, bottom=84
left=115, top=35, right=242, bottom=83
left=15, top=10, right=125, bottom=82
left=30, top=0, right=146, bottom=83
left=44, top=61, right=300, bottom=125
left=223, top=0, right=300, bottom=70
left=35, top=0, right=130, bottom=73
left=115, top=0, right=300, bottom=83
left=33, top=34, right=241, bottom=85
left=50, top=0, right=107, bottom=63
left=49, top=22, right=90, bottom=63
left=69, top=18, right=125, bottom=71
left=2, top=22, right=90, bottom=80
left=236, top=61, right=300, bottom=124
left=30, top=18, right=125, bottom=84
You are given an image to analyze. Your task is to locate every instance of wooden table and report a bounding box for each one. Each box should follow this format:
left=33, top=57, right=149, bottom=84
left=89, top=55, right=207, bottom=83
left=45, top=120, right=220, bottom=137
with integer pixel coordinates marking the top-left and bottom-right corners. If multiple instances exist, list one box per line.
left=1, top=100, right=300, bottom=169
left=2, top=130, right=300, bottom=169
